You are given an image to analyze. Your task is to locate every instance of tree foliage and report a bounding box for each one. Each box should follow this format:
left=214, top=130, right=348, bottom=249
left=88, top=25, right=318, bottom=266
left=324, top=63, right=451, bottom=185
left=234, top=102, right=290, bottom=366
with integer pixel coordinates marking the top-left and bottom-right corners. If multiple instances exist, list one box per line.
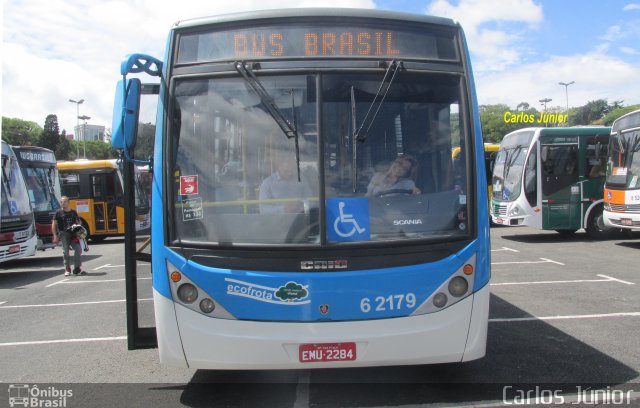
left=1, top=117, right=42, bottom=146
left=38, top=114, right=61, bottom=151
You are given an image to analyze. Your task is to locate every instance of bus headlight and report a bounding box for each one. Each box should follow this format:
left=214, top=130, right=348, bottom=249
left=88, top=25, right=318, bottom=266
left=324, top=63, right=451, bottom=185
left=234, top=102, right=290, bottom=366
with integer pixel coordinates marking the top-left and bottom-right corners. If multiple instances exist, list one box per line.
left=177, top=283, right=198, bottom=303
left=199, top=298, right=216, bottom=313
left=448, top=276, right=469, bottom=297
left=433, top=292, right=447, bottom=308
left=509, top=206, right=520, bottom=216
left=166, top=260, right=236, bottom=319
left=603, top=202, right=611, bottom=211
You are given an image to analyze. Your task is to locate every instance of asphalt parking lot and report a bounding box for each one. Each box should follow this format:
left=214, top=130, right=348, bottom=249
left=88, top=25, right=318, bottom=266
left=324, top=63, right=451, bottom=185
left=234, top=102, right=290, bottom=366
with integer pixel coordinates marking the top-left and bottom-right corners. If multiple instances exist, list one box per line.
left=0, top=227, right=639, bottom=407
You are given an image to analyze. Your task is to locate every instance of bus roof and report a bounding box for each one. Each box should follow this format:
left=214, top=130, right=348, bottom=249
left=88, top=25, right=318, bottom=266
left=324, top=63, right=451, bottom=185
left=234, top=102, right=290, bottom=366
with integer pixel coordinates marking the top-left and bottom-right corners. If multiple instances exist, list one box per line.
left=57, top=159, right=118, bottom=170
left=503, top=126, right=611, bottom=140
left=611, top=109, right=640, bottom=134
left=173, top=8, right=458, bottom=29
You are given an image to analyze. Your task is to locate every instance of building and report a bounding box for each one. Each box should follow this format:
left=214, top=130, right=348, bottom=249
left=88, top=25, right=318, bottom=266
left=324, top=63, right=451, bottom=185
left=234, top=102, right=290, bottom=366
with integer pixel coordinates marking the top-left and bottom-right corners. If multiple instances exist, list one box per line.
left=73, top=123, right=106, bottom=143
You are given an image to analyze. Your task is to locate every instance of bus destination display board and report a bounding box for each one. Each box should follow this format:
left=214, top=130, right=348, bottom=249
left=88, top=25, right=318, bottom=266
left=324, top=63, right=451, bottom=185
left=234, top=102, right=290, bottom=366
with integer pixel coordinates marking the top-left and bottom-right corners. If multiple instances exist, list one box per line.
left=177, top=24, right=458, bottom=63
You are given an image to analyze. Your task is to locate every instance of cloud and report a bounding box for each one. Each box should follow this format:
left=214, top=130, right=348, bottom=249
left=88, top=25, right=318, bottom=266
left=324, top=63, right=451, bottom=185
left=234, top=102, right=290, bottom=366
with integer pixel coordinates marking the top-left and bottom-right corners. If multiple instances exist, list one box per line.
left=622, top=3, right=640, bottom=11
left=2, top=0, right=375, bottom=133
left=475, top=52, right=640, bottom=109
left=426, top=0, right=543, bottom=71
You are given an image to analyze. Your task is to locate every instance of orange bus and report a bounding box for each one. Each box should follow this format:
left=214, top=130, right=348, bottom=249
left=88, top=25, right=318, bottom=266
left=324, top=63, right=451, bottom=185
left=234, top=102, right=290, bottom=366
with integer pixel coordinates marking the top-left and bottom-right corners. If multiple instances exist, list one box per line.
left=57, top=159, right=149, bottom=240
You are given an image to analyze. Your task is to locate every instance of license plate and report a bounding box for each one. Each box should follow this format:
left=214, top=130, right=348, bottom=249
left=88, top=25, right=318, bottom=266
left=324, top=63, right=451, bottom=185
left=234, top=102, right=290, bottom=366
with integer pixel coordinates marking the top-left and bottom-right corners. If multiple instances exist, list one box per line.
left=9, top=245, right=20, bottom=254
left=621, top=218, right=633, bottom=226
left=495, top=218, right=504, bottom=224
left=299, top=342, right=356, bottom=363
left=14, top=229, right=28, bottom=239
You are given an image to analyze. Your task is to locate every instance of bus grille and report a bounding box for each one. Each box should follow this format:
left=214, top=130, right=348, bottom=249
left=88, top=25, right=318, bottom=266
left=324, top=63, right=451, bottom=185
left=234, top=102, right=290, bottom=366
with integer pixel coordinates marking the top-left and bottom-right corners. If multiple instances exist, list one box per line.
left=492, top=203, right=508, bottom=217
left=610, top=204, right=640, bottom=213
left=608, top=219, right=640, bottom=227
left=0, top=219, right=32, bottom=234
left=35, top=212, right=56, bottom=225
left=0, top=245, right=29, bottom=258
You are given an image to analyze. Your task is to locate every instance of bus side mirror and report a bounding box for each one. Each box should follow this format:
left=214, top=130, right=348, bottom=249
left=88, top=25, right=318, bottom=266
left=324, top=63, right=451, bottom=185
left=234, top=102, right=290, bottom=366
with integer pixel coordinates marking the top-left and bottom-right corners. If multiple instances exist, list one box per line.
left=112, top=78, right=142, bottom=152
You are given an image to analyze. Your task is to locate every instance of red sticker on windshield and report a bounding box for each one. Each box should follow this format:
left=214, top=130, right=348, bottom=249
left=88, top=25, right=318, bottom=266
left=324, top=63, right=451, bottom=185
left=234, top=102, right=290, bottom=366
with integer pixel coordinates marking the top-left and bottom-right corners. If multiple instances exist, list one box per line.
left=180, top=175, right=199, bottom=195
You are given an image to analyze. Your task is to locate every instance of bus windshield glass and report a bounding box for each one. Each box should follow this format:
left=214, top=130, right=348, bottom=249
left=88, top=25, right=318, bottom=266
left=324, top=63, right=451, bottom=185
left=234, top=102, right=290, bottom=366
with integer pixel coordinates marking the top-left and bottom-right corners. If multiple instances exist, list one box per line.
left=22, top=166, right=61, bottom=212
left=1, top=153, right=32, bottom=218
left=492, top=146, right=527, bottom=201
left=170, top=71, right=468, bottom=246
left=607, top=130, right=640, bottom=189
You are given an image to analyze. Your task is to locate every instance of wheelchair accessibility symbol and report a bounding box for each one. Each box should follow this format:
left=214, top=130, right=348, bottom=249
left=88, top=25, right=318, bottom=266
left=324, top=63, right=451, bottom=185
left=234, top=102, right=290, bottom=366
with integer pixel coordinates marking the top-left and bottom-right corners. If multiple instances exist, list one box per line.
left=326, top=198, right=370, bottom=242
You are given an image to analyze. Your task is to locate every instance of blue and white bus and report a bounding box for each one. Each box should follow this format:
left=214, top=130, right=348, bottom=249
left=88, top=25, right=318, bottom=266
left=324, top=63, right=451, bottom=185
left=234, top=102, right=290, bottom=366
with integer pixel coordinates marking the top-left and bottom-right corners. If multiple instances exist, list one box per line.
left=113, top=8, right=490, bottom=369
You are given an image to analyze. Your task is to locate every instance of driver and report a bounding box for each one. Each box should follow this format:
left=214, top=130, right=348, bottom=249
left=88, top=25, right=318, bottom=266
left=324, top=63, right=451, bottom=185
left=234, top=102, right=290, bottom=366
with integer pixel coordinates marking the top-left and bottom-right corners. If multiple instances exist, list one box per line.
left=366, top=155, right=421, bottom=197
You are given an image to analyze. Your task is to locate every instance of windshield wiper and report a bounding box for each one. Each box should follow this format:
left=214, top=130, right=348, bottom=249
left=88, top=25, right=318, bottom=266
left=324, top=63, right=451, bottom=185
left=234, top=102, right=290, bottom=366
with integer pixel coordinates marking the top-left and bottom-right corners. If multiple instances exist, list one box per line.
left=1, top=155, right=12, bottom=196
left=354, top=60, right=402, bottom=142
left=350, top=60, right=402, bottom=191
left=235, top=61, right=301, bottom=181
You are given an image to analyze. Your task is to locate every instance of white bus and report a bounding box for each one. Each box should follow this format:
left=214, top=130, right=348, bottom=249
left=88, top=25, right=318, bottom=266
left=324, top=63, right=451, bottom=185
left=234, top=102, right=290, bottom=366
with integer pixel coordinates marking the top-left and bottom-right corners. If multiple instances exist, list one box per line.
left=603, top=109, right=640, bottom=230
left=1, top=140, right=37, bottom=262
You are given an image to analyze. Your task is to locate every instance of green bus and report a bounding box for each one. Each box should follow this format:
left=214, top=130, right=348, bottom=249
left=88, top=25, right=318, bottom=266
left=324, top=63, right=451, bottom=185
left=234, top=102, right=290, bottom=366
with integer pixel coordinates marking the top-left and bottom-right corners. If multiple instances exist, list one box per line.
left=491, top=126, right=616, bottom=238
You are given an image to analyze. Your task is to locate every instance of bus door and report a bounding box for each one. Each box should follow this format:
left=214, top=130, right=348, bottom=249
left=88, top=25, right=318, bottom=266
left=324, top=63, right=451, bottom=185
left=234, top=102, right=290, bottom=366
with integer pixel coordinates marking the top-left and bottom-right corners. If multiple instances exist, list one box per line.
left=90, top=171, right=121, bottom=234
left=540, top=138, right=580, bottom=230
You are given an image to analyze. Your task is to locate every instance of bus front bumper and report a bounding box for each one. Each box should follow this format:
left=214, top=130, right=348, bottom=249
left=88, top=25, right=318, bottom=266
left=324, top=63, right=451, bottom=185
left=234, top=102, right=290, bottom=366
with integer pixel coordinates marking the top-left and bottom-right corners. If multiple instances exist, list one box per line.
left=603, top=210, right=640, bottom=229
left=154, top=285, right=490, bottom=370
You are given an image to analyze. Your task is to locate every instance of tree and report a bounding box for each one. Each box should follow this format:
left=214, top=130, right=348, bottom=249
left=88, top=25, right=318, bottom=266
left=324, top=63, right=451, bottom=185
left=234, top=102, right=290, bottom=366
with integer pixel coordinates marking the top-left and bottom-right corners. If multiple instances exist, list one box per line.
left=598, top=104, right=640, bottom=126
left=479, top=104, right=540, bottom=143
left=56, top=130, right=72, bottom=160
left=39, top=114, right=61, bottom=151
left=1, top=117, right=42, bottom=146
left=568, top=99, right=610, bottom=126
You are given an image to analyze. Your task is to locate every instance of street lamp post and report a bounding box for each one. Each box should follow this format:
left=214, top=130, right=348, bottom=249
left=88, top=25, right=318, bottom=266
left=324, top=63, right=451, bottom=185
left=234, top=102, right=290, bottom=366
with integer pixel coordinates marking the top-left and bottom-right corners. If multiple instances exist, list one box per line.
left=558, top=81, right=575, bottom=113
left=539, top=98, right=552, bottom=111
left=78, top=115, right=91, bottom=159
left=68, top=99, right=84, bottom=159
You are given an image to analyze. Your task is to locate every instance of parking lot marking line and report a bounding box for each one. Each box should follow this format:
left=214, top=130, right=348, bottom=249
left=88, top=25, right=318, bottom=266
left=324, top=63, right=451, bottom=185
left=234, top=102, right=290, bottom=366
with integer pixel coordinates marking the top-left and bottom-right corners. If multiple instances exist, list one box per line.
left=55, top=277, right=152, bottom=284
left=293, top=371, right=310, bottom=408
left=0, top=298, right=153, bottom=309
left=92, top=263, right=150, bottom=270
left=0, top=336, right=127, bottom=347
left=492, top=258, right=564, bottom=266
left=490, top=311, right=640, bottom=322
left=540, top=257, right=565, bottom=265
left=45, top=278, right=70, bottom=288
left=491, top=246, right=520, bottom=252
left=597, top=274, right=635, bottom=285
left=491, top=277, right=615, bottom=286
left=93, top=263, right=112, bottom=270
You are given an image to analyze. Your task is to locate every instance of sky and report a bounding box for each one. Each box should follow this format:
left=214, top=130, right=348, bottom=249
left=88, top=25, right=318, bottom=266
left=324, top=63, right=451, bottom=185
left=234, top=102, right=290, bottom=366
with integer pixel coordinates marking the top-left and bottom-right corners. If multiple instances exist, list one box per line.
left=2, top=0, right=640, bottom=136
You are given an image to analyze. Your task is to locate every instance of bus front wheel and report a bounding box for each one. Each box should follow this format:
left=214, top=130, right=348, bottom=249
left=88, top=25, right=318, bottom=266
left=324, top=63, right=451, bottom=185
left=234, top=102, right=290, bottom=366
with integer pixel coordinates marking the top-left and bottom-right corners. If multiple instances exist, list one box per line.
left=585, top=206, right=614, bottom=240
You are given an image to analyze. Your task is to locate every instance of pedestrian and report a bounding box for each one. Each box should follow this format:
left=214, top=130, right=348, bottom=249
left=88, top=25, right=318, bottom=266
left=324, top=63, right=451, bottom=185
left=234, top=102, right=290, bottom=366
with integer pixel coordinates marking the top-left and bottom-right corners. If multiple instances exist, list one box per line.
left=52, top=196, right=86, bottom=276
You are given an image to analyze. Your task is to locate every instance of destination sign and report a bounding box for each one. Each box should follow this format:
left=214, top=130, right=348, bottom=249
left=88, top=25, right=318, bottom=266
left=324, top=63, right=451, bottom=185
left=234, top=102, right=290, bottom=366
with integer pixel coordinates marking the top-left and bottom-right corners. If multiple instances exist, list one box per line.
left=177, top=24, right=458, bottom=63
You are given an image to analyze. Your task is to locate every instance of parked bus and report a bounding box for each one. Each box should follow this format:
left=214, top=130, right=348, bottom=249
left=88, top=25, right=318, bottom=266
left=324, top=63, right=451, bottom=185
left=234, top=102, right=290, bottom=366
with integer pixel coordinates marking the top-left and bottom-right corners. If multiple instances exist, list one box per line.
left=12, top=146, right=62, bottom=250
left=1, top=140, right=37, bottom=262
left=57, top=159, right=150, bottom=240
left=603, top=109, right=640, bottom=230
left=491, top=126, right=614, bottom=238
left=112, top=8, right=490, bottom=368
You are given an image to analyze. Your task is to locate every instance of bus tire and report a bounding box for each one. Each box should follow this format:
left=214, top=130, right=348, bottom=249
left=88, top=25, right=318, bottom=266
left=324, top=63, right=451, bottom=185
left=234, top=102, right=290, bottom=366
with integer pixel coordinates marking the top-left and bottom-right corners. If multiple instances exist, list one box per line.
left=555, top=229, right=577, bottom=236
left=585, top=206, right=614, bottom=240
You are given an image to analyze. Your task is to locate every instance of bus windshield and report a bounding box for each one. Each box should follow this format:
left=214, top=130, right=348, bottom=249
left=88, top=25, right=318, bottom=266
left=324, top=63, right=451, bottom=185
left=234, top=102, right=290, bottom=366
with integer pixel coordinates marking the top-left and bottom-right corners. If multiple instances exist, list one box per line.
left=606, top=131, right=640, bottom=189
left=22, top=166, right=61, bottom=212
left=1, top=152, right=32, bottom=218
left=492, top=146, right=528, bottom=201
left=171, top=71, right=467, bottom=246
